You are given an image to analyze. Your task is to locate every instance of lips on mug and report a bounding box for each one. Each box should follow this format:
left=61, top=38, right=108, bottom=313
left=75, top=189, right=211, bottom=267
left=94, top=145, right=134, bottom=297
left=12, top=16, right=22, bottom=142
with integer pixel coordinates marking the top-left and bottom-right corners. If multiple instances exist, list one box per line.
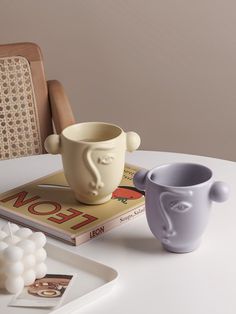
left=44, top=122, right=141, bottom=205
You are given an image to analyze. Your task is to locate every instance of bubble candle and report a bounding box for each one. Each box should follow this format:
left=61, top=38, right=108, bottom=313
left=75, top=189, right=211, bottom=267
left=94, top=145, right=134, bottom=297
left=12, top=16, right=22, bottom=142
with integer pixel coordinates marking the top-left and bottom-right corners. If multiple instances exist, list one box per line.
left=0, top=222, right=47, bottom=294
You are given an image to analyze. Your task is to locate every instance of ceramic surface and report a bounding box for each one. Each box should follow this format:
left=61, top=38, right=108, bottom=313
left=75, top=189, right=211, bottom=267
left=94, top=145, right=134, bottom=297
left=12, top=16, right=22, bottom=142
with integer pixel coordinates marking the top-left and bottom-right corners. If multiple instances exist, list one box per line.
left=134, top=163, right=229, bottom=253
left=44, top=122, right=140, bottom=204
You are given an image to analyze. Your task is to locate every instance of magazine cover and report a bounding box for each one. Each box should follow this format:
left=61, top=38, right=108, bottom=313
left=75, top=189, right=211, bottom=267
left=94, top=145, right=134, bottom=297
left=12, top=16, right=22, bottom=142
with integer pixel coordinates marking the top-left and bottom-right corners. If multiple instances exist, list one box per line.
left=0, top=164, right=145, bottom=245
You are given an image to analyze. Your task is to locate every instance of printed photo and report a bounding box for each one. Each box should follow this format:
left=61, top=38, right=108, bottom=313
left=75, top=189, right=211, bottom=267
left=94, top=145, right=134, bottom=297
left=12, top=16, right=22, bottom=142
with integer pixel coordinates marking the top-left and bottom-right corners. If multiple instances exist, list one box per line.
left=9, top=274, right=76, bottom=308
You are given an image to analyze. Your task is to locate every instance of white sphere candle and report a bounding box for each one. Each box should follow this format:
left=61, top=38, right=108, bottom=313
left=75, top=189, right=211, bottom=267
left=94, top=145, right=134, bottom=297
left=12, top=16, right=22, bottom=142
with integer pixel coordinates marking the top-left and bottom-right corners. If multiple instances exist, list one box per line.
left=18, top=239, right=36, bottom=254
left=23, top=254, right=36, bottom=268
left=5, top=261, right=24, bottom=276
left=29, top=232, right=46, bottom=249
left=0, top=230, right=7, bottom=240
left=0, top=242, right=8, bottom=253
left=5, top=276, right=24, bottom=294
left=0, top=223, right=47, bottom=294
left=4, top=246, right=23, bottom=262
left=35, top=263, right=47, bottom=279
left=22, top=269, right=36, bottom=286
left=35, top=248, right=47, bottom=263
left=15, top=228, right=32, bottom=239
left=2, top=223, right=19, bottom=234
left=4, top=235, right=20, bottom=246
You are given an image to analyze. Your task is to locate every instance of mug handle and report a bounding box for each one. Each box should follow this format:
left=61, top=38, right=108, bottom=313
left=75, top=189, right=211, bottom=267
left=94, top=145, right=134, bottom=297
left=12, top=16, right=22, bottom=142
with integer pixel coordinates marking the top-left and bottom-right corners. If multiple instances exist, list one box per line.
left=126, top=132, right=141, bottom=152
left=44, top=134, right=61, bottom=155
left=210, top=181, right=230, bottom=202
left=133, top=168, right=149, bottom=191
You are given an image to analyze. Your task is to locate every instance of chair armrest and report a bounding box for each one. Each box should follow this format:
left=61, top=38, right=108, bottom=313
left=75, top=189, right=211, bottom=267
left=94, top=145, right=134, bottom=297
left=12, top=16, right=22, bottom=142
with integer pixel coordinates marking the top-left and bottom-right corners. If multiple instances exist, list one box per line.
left=47, top=80, right=76, bottom=133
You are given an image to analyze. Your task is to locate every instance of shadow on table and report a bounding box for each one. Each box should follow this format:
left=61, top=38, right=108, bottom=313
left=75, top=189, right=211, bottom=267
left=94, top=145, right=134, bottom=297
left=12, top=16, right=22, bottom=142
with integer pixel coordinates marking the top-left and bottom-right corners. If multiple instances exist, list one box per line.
left=120, top=235, right=167, bottom=255
left=99, top=235, right=169, bottom=256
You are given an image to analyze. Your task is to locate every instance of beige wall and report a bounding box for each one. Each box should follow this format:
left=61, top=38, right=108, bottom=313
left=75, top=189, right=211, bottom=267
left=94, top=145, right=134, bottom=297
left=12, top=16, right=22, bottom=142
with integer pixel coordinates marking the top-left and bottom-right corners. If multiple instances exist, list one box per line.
left=1, top=0, right=236, bottom=160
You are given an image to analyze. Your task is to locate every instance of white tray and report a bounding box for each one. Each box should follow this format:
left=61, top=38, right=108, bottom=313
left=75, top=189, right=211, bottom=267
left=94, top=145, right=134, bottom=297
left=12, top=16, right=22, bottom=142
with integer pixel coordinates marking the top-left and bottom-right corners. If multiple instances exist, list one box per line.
left=1, top=242, right=118, bottom=314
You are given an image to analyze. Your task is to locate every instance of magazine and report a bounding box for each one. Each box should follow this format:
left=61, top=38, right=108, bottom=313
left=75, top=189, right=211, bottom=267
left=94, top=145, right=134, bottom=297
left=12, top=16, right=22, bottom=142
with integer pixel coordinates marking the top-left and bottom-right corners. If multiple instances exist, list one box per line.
left=0, top=164, right=145, bottom=245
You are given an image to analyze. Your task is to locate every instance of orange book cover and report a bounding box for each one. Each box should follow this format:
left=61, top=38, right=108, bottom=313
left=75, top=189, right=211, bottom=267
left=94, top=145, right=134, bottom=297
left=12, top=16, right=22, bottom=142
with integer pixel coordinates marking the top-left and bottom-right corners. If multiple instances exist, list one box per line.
left=0, top=164, right=145, bottom=245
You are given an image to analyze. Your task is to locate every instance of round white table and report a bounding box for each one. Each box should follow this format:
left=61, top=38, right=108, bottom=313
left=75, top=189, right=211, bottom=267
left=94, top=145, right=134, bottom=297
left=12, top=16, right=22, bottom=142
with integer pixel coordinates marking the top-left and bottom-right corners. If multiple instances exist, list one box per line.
left=0, top=151, right=235, bottom=314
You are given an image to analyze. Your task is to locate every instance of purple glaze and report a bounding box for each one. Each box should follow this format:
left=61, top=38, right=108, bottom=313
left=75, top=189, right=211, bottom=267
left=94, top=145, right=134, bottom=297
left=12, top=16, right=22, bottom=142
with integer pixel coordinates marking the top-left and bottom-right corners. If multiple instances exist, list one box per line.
left=134, top=163, right=229, bottom=253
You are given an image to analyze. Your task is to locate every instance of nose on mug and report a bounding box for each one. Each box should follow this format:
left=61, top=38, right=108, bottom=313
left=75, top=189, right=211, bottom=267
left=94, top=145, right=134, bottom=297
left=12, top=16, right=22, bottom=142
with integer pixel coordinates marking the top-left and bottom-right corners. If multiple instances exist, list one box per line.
left=44, top=122, right=141, bottom=205
left=133, top=163, right=230, bottom=253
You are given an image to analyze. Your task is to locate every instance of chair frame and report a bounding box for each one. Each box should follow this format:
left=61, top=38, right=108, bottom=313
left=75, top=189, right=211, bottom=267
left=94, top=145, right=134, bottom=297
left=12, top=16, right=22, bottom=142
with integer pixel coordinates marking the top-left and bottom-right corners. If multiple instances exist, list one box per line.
left=0, top=42, right=75, bottom=154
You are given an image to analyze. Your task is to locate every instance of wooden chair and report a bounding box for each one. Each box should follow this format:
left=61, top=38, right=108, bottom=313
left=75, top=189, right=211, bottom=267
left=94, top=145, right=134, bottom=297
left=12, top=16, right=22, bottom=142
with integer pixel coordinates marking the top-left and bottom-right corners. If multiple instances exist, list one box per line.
left=0, top=42, right=75, bottom=160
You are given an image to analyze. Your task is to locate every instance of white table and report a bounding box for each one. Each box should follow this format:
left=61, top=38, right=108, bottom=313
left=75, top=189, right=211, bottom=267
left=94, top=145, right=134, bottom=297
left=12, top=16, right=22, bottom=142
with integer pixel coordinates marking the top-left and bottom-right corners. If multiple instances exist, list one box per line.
left=0, top=151, right=236, bottom=314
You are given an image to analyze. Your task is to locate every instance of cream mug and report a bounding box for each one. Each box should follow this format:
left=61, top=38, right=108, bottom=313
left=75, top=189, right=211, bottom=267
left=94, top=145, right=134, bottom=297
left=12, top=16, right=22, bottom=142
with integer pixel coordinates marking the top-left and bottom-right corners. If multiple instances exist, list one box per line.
left=44, top=122, right=141, bottom=204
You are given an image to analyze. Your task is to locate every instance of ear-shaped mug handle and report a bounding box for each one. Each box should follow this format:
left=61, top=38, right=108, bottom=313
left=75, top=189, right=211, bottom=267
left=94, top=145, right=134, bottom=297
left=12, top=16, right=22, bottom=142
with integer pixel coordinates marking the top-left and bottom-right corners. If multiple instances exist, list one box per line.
left=126, top=132, right=141, bottom=152
left=133, top=168, right=149, bottom=191
left=44, top=134, right=61, bottom=155
left=210, top=181, right=230, bottom=202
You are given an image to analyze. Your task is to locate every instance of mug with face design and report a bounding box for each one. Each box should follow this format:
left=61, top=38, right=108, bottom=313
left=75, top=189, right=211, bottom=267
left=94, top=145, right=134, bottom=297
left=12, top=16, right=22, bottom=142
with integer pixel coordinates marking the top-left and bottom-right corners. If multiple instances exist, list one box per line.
left=44, top=122, right=140, bottom=204
left=134, top=163, right=229, bottom=253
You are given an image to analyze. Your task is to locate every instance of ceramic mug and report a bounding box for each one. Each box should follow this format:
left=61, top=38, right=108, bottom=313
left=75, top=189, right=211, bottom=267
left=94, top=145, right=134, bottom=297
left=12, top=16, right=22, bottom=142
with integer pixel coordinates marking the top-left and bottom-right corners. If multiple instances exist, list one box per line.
left=134, top=163, right=229, bottom=253
left=44, top=122, right=141, bottom=204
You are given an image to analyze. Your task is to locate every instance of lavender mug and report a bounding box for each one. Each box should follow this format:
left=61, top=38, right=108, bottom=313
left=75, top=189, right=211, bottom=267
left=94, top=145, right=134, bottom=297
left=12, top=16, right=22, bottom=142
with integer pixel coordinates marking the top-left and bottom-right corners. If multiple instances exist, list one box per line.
left=134, top=163, right=229, bottom=253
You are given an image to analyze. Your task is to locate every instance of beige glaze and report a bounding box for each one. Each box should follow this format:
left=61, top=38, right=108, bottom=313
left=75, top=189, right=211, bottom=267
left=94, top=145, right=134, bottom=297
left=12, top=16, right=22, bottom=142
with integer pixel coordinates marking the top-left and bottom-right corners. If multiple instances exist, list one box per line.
left=44, top=122, right=140, bottom=204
